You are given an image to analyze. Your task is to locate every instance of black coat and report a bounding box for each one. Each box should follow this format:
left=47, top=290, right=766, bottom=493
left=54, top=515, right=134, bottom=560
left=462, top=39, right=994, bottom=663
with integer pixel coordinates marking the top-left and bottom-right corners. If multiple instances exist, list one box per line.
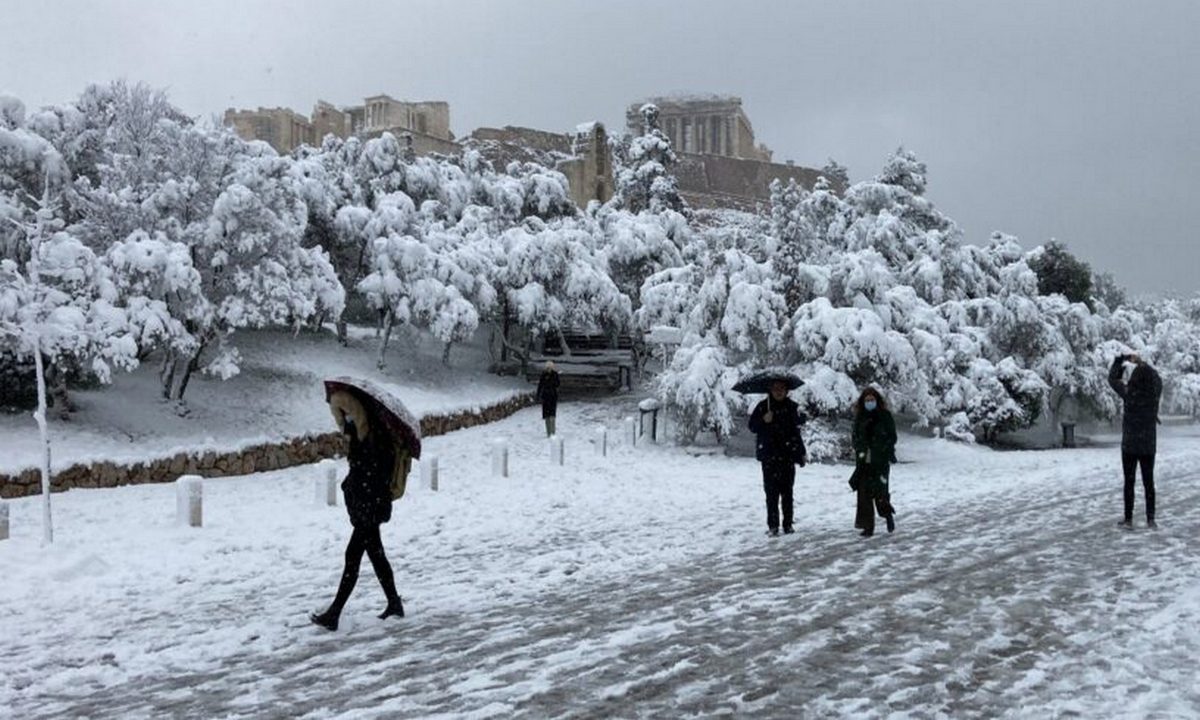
left=748, top=396, right=807, bottom=465
left=852, top=409, right=897, bottom=497
left=342, top=425, right=395, bottom=528
left=536, top=370, right=560, bottom=418
left=1108, top=357, right=1162, bottom=455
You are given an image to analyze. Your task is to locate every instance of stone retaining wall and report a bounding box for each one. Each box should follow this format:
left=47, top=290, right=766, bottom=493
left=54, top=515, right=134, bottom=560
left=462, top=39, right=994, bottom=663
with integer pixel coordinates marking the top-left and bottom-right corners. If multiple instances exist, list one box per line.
left=0, top=392, right=536, bottom=499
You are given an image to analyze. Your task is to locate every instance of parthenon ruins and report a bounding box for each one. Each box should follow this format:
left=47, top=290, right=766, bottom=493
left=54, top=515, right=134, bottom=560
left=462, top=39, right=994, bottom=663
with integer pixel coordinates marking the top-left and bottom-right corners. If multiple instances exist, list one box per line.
left=224, top=91, right=827, bottom=212
left=625, top=95, right=773, bottom=162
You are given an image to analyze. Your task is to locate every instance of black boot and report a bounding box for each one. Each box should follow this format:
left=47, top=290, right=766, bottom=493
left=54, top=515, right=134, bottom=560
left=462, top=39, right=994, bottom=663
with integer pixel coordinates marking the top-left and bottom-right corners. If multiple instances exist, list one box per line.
left=310, top=610, right=339, bottom=631
left=860, top=528, right=874, bottom=537
left=378, top=596, right=405, bottom=620
left=886, top=513, right=896, bottom=533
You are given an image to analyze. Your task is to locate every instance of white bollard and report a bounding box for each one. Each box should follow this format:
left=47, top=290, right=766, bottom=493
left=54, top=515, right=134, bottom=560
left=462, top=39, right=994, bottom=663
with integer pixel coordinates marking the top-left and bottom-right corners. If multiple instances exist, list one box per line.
left=325, top=463, right=339, bottom=505
left=491, top=441, right=509, bottom=478
left=175, top=475, right=203, bottom=528
left=0, top=500, right=8, bottom=541
left=313, top=461, right=338, bottom=507
left=550, top=436, right=565, bottom=466
left=595, top=427, right=608, bottom=457
left=422, top=455, right=439, bottom=491
left=625, top=416, right=638, bottom=447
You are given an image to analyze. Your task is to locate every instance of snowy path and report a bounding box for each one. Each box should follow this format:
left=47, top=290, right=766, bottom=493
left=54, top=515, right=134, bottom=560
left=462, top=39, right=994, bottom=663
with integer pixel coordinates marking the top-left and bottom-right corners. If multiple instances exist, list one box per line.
left=3, top=408, right=1199, bottom=718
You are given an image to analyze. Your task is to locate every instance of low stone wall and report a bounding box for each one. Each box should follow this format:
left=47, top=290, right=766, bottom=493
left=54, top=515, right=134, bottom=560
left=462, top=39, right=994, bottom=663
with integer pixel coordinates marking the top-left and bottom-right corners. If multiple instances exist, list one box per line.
left=0, top=392, right=536, bottom=499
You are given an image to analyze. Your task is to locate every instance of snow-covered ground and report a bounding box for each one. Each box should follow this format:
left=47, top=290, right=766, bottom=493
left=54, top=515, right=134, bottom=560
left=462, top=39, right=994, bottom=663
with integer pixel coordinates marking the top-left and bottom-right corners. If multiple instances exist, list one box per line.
left=2, top=403, right=1199, bottom=718
left=0, top=326, right=527, bottom=475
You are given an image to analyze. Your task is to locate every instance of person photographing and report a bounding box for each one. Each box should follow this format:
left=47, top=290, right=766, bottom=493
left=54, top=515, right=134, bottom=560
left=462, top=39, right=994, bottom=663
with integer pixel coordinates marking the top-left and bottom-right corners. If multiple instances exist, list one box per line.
left=1108, top=353, right=1162, bottom=529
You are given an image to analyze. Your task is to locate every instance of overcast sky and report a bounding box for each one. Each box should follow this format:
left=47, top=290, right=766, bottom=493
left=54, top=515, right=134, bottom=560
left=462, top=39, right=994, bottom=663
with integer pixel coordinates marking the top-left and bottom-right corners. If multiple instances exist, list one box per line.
left=2, top=0, right=1197, bottom=294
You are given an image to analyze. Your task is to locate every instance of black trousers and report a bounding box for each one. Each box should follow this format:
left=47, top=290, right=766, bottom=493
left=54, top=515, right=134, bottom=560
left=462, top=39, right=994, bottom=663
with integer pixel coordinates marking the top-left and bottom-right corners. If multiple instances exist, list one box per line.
left=328, top=525, right=399, bottom=616
left=855, top=488, right=894, bottom=533
left=1121, top=453, right=1156, bottom=522
left=761, top=460, right=795, bottom=530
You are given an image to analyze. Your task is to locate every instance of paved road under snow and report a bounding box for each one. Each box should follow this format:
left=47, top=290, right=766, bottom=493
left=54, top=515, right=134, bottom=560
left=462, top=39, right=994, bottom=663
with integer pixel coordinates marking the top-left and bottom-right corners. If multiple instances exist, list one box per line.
left=4, top=407, right=1199, bottom=718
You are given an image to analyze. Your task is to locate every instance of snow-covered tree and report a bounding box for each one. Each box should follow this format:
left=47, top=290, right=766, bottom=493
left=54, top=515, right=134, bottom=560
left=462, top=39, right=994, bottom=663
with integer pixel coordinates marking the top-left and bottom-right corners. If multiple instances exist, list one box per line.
left=770, top=178, right=821, bottom=314
left=658, top=337, right=742, bottom=443
left=1, top=174, right=137, bottom=542
left=791, top=298, right=928, bottom=417
left=651, top=236, right=788, bottom=440
left=1146, top=301, right=1200, bottom=417
left=610, top=104, right=685, bottom=215
left=2, top=102, right=140, bottom=413
left=19, top=82, right=340, bottom=407
left=7, top=83, right=1158, bottom=454
left=494, top=218, right=631, bottom=357
left=1090, top=270, right=1127, bottom=312
left=600, top=209, right=686, bottom=307
left=1028, top=240, right=1093, bottom=306
left=355, top=204, right=494, bottom=368
left=646, top=146, right=1118, bottom=447
left=820, top=158, right=850, bottom=191
left=104, top=230, right=206, bottom=368
left=161, top=152, right=344, bottom=402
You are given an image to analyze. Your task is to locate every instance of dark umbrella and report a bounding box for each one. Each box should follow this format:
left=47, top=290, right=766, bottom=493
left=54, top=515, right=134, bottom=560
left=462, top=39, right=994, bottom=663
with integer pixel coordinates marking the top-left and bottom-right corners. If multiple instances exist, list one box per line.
left=732, top=368, right=804, bottom=395
left=324, top=376, right=422, bottom=459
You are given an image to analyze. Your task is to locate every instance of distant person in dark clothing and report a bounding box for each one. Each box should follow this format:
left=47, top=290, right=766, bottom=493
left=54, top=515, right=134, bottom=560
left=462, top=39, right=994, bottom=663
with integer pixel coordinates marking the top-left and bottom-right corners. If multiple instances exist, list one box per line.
left=311, top=391, right=404, bottom=631
left=1108, top=353, right=1163, bottom=529
left=850, top=387, right=897, bottom=537
left=748, top=380, right=807, bottom=536
left=536, top=361, right=560, bottom=437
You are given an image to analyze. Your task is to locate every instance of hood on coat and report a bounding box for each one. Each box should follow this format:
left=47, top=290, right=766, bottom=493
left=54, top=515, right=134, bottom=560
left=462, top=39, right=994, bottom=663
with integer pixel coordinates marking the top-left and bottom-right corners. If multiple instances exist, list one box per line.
left=1129, top=364, right=1156, bottom=393
left=328, top=390, right=369, bottom=441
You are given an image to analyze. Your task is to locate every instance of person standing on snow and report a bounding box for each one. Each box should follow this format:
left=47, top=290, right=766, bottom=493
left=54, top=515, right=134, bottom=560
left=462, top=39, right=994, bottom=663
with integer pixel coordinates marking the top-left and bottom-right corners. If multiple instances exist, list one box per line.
left=311, top=391, right=405, bottom=631
left=850, top=387, right=897, bottom=538
left=748, top=379, right=808, bottom=536
left=536, top=361, right=560, bottom=437
left=1108, top=353, right=1163, bottom=529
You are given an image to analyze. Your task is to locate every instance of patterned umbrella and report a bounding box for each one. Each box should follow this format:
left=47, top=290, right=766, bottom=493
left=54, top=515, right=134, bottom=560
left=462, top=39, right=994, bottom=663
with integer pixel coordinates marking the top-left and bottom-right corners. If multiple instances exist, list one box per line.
left=323, top=376, right=422, bottom=459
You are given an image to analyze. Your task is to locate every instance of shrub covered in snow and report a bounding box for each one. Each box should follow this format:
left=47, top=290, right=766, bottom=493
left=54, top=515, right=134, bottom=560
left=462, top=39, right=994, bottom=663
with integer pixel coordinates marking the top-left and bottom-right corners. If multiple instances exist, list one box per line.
left=800, top=417, right=851, bottom=463
left=650, top=146, right=1199, bottom=446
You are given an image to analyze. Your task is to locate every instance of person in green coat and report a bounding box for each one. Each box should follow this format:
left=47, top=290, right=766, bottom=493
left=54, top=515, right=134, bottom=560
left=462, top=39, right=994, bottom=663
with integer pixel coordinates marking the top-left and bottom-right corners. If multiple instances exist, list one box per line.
left=850, top=387, right=897, bottom=537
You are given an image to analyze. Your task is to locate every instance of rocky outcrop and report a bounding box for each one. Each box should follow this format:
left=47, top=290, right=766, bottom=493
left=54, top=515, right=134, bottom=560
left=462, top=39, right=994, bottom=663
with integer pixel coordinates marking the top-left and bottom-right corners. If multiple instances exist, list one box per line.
left=0, top=392, right=536, bottom=499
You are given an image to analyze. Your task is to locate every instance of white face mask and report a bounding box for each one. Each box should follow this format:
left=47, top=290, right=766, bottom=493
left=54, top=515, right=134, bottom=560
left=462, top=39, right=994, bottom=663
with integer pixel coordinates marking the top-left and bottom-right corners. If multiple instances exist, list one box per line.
left=864, top=400, right=878, bottom=412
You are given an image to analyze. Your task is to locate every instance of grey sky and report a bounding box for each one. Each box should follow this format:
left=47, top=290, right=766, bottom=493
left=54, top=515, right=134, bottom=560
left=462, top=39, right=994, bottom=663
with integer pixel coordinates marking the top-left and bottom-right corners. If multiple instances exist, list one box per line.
left=3, top=0, right=1197, bottom=295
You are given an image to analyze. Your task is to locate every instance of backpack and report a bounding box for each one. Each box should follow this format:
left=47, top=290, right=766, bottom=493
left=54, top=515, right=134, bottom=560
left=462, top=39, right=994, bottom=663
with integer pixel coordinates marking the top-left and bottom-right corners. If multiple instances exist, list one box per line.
left=390, top=444, right=412, bottom=501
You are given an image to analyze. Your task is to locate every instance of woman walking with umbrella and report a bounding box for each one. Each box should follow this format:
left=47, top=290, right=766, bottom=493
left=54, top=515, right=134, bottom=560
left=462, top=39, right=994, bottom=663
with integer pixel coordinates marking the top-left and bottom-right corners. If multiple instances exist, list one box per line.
left=850, top=387, right=897, bottom=537
left=740, top=369, right=807, bottom=536
left=311, top=377, right=418, bottom=631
